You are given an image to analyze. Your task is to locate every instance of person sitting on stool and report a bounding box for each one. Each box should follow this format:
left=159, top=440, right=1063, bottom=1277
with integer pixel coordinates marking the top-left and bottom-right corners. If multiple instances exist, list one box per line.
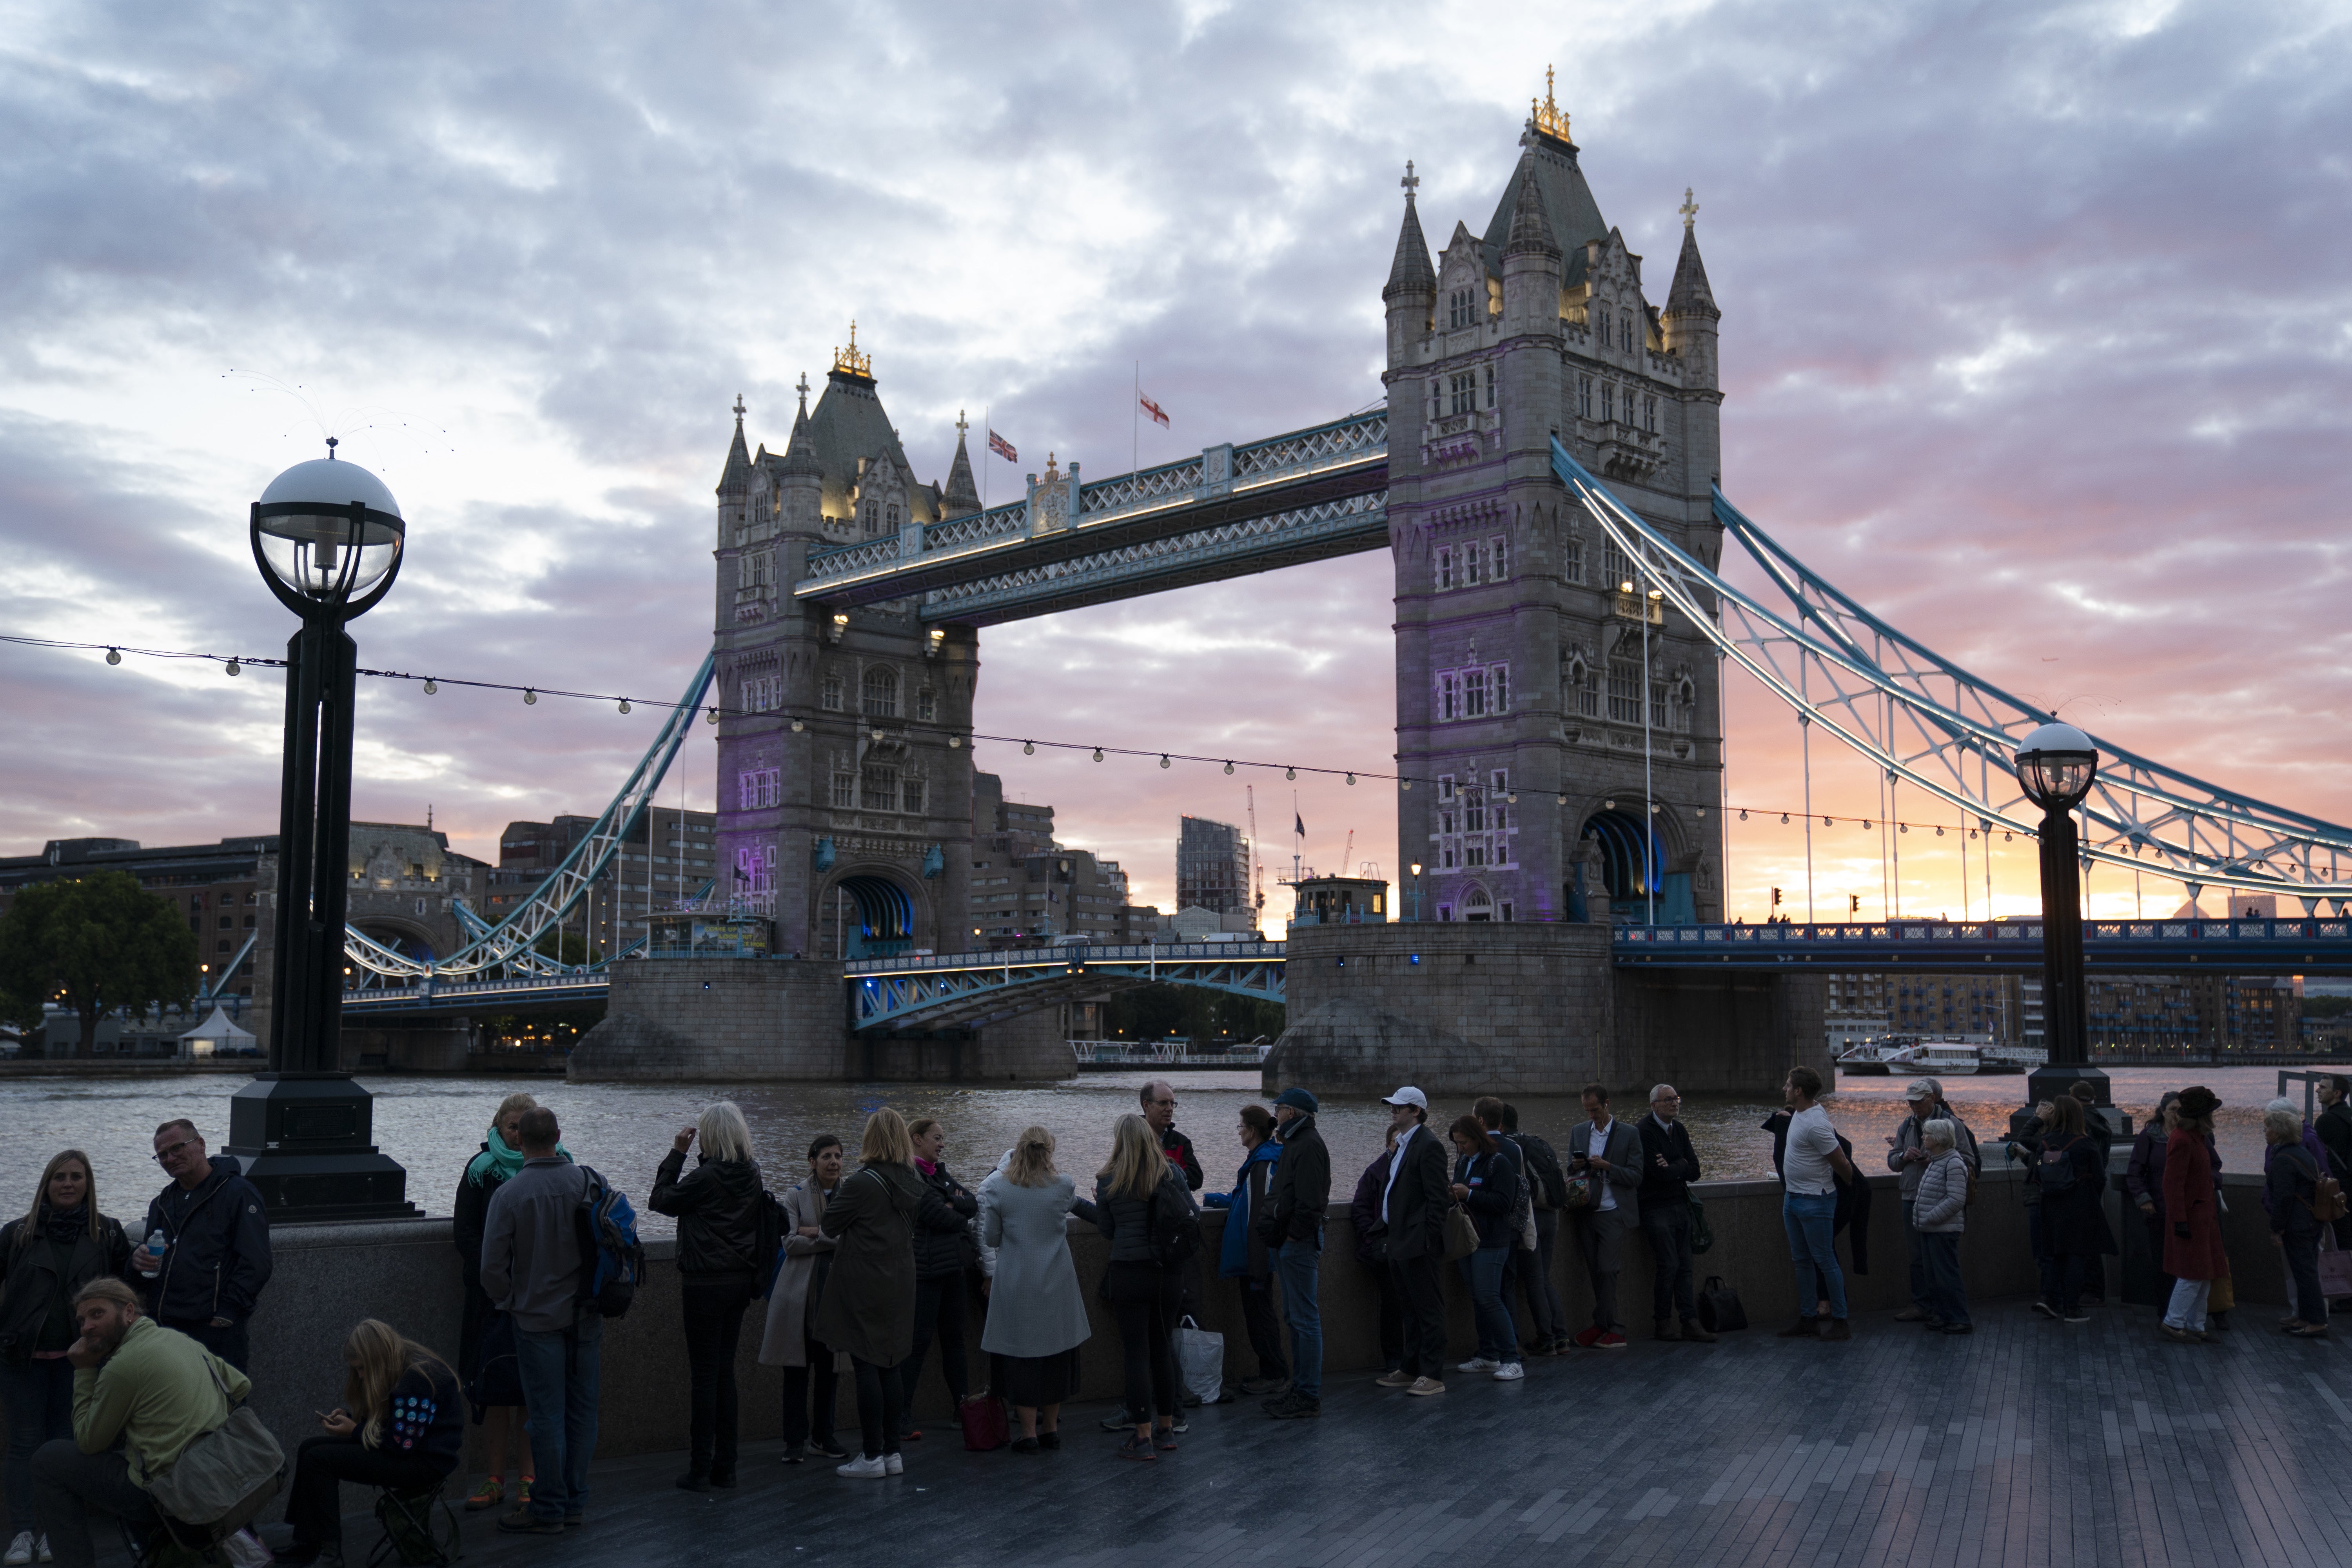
left=272, top=1320, right=462, bottom=1565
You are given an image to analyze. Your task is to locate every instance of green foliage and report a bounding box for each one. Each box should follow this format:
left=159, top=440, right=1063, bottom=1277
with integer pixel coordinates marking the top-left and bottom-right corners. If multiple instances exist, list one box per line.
left=2303, top=995, right=2352, bottom=1020
left=530, top=929, right=599, bottom=966
left=1104, top=983, right=1284, bottom=1045
left=0, top=871, right=198, bottom=1056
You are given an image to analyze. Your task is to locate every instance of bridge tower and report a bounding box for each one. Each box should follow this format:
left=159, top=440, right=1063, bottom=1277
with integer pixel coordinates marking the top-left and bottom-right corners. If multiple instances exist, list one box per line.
left=1384, top=85, right=1726, bottom=927
left=711, top=332, right=978, bottom=964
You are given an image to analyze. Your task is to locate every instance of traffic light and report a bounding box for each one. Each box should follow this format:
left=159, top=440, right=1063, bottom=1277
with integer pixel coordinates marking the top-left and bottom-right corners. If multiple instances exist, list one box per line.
left=1770, top=886, right=1783, bottom=909
left=1849, top=894, right=1861, bottom=916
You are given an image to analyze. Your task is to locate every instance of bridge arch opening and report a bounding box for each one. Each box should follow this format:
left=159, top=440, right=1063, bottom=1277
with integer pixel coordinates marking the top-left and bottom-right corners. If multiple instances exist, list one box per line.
left=1578, top=809, right=1696, bottom=923
left=823, top=871, right=922, bottom=959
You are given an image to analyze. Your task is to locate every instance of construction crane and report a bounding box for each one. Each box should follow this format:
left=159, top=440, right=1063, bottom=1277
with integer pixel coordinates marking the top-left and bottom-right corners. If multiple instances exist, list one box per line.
left=1340, top=829, right=1354, bottom=878
left=1245, top=785, right=1265, bottom=913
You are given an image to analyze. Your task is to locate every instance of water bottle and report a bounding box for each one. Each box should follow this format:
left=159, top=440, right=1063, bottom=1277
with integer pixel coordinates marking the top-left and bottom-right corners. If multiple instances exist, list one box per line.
left=142, top=1227, right=167, bottom=1272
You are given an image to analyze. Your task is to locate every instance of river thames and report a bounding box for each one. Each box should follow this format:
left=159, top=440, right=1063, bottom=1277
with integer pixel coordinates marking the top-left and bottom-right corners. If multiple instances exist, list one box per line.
left=1, top=1063, right=2335, bottom=1234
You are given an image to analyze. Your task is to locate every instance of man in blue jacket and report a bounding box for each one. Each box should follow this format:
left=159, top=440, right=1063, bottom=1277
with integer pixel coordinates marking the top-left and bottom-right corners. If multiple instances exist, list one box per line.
left=132, top=1119, right=272, bottom=1372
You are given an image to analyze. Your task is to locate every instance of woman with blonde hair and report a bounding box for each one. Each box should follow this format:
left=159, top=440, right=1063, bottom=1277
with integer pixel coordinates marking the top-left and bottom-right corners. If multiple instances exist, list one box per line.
left=1094, top=1113, right=1192, bottom=1461
left=452, top=1091, right=556, bottom=1512
left=650, top=1100, right=766, bottom=1490
left=812, top=1108, right=929, bottom=1478
left=978, top=1127, right=1098, bottom=1453
left=3, top=1150, right=130, bottom=1568
left=275, top=1320, right=462, bottom=1564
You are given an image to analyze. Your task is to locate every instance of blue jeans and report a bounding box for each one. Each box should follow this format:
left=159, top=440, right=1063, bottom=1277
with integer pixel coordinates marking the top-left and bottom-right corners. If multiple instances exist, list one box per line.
left=4, top=1356, right=76, bottom=1528
left=514, top=1317, right=601, bottom=1523
left=1276, top=1235, right=1323, bottom=1398
left=1782, top=1192, right=1847, bottom=1320
left=1919, top=1230, right=1968, bottom=1326
left=1459, top=1246, right=1521, bottom=1362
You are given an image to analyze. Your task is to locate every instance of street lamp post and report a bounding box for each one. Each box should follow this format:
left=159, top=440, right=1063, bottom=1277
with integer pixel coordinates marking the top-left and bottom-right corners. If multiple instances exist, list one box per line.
left=224, top=442, right=417, bottom=1218
left=2015, top=720, right=2108, bottom=1114
left=1407, top=862, right=1422, bottom=922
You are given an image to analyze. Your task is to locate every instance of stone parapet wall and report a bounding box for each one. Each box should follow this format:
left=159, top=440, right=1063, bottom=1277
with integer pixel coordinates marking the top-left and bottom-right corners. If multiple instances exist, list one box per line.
left=1266, top=922, right=1827, bottom=1097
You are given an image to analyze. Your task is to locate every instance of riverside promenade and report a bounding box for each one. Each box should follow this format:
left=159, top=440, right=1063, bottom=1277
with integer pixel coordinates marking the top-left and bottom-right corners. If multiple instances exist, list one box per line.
left=313, top=1296, right=2347, bottom=1568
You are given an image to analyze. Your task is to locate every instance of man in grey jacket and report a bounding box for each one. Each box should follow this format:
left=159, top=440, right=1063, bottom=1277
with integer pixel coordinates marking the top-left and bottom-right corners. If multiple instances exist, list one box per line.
left=1566, top=1083, right=1645, bottom=1349
left=1885, top=1078, right=1978, bottom=1325
left=480, top=1106, right=592, bottom=1537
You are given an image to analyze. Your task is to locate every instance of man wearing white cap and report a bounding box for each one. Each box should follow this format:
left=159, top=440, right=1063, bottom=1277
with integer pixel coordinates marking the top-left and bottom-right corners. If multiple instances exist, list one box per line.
left=1372, top=1089, right=1452, bottom=1397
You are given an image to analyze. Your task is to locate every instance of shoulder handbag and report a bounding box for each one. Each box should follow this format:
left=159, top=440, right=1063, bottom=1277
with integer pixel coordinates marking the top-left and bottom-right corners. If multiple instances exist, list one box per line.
left=1688, top=1196, right=1714, bottom=1256
left=2317, top=1227, right=2352, bottom=1301
left=1696, top=1275, right=1747, bottom=1333
left=957, top=1392, right=1009, bottom=1452
left=144, top=1357, right=285, bottom=1530
left=1442, top=1203, right=1479, bottom=1261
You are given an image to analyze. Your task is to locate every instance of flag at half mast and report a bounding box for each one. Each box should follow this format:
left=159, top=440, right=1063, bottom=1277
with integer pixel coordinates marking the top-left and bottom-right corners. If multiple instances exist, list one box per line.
left=1139, top=392, right=1169, bottom=428
left=988, top=429, right=1017, bottom=463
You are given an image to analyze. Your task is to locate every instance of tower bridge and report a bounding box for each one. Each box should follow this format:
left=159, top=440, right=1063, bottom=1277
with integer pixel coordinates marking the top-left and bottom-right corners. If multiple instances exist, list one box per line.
left=337, top=77, right=2352, bottom=1093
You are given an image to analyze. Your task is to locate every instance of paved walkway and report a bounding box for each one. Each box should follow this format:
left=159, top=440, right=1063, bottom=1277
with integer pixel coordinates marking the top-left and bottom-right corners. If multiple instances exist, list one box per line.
left=307, top=1299, right=2347, bottom=1568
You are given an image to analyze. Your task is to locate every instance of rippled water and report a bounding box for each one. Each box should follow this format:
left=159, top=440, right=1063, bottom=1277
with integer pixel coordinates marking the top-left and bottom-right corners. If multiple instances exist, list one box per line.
left=2, top=1064, right=2331, bottom=1235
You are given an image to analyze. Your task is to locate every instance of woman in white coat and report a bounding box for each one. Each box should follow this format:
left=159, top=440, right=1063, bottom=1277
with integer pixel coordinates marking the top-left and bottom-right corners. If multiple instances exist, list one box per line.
left=757, top=1133, right=851, bottom=1463
left=978, top=1125, right=1098, bottom=1453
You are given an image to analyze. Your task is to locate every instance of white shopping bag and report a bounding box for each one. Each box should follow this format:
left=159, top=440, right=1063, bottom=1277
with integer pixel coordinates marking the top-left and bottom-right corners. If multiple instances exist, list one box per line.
left=1176, top=1316, right=1225, bottom=1405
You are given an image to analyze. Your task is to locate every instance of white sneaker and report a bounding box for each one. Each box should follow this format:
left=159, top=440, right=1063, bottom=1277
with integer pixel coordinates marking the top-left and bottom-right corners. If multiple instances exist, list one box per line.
left=7, top=1531, right=35, bottom=1567
left=34, top=1537, right=49, bottom=1565
left=835, top=1454, right=887, bottom=1479
left=883, top=1452, right=903, bottom=1475
left=1493, top=1361, right=1526, bottom=1381
left=1457, top=1357, right=1499, bottom=1373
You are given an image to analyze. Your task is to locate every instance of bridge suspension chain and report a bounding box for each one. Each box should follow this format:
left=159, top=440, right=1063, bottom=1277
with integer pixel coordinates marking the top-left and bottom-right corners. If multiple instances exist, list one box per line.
left=342, top=650, right=717, bottom=980
left=1551, top=439, right=2352, bottom=909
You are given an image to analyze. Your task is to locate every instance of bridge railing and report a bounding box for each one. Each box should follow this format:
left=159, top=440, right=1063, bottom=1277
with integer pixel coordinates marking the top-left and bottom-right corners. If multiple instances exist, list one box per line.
left=1614, top=918, right=2352, bottom=947
left=844, top=940, right=1285, bottom=975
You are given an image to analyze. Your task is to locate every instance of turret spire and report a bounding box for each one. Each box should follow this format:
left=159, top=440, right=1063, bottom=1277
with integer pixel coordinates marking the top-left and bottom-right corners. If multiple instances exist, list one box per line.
left=1383, top=160, right=1437, bottom=301
left=717, top=395, right=752, bottom=498
left=942, top=408, right=981, bottom=518
left=1503, top=148, right=1559, bottom=259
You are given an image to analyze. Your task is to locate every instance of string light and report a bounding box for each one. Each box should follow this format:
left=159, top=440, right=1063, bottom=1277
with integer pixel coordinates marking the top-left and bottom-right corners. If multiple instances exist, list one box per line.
left=524, top=689, right=537, bottom=706
left=617, top=698, right=630, bottom=713
left=423, top=679, right=437, bottom=695
left=1024, top=741, right=1035, bottom=755
left=704, top=706, right=717, bottom=724
left=225, top=659, right=240, bottom=677
left=105, top=648, right=121, bottom=665
left=1160, top=755, right=1171, bottom=769
left=1092, top=748, right=1104, bottom=762
left=1347, top=773, right=1356, bottom=786
left=1285, top=767, right=1296, bottom=780
left=1224, top=761, right=1234, bottom=774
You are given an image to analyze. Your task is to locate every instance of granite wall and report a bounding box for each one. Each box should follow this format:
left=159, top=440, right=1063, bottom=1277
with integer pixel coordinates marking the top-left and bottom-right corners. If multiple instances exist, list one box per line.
left=1266, top=922, right=1828, bottom=1097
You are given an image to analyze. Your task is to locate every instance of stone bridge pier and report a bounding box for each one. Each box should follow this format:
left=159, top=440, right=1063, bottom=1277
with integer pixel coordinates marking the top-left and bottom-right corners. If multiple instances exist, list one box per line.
left=1264, top=923, right=1826, bottom=1099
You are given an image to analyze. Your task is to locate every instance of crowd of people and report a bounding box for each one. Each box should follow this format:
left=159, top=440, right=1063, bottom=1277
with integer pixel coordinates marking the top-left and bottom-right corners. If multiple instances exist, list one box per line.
left=2, top=1070, right=2345, bottom=1564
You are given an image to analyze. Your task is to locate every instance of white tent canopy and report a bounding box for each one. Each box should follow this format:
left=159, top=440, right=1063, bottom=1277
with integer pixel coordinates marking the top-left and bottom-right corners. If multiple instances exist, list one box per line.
left=178, top=1005, right=256, bottom=1057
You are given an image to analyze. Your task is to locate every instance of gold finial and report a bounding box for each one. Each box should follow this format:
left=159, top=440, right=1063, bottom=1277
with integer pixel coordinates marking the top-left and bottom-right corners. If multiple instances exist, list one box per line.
left=956, top=408, right=968, bottom=437
left=832, top=319, right=871, bottom=378
left=1679, top=188, right=1699, bottom=230
left=1045, top=451, right=1059, bottom=478
left=1532, top=65, right=1570, bottom=142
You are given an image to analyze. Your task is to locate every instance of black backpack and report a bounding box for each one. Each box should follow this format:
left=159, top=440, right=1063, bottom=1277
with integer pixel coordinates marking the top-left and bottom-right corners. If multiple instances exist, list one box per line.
left=2038, top=1137, right=2079, bottom=1197
left=1512, top=1134, right=1570, bottom=1212
left=1147, top=1176, right=1203, bottom=1269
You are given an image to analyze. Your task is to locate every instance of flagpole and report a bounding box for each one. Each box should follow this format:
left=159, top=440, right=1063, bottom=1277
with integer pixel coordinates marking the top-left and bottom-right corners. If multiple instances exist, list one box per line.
left=984, top=403, right=989, bottom=509
left=1132, top=361, right=1139, bottom=474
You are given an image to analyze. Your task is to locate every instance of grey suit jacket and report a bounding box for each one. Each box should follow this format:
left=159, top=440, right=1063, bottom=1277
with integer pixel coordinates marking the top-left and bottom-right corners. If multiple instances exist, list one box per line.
left=1567, top=1119, right=1644, bottom=1225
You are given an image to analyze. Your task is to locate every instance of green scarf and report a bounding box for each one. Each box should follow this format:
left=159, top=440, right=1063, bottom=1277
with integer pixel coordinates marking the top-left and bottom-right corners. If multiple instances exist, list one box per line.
left=465, top=1126, right=568, bottom=1187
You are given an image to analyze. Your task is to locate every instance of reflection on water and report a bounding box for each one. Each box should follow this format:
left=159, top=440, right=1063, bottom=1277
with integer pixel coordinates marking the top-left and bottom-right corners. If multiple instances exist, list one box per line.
left=2, top=1064, right=2334, bottom=1236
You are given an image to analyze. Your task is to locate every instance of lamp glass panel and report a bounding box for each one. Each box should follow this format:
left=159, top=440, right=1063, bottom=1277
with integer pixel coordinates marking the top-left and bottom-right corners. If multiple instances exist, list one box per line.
left=257, top=511, right=403, bottom=599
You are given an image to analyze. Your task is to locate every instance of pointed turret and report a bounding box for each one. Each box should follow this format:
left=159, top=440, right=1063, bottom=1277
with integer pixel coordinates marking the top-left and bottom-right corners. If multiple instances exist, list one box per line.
left=1666, top=192, right=1718, bottom=320
left=717, top=394, right=752, bottom=499
left=1502, top=150, right=1560, bottom=260
left=942, top=410, right=981, bottom=518
left=1383, top=175, right=1437, bottom=301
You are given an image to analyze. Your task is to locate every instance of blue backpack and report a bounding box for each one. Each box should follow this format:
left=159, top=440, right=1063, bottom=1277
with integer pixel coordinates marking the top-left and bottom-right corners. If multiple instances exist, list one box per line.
left=574, top=1166, right=645, bottom=1318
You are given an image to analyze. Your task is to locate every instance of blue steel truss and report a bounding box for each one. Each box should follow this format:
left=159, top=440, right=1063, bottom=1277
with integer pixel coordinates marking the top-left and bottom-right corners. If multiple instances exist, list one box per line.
left=846, top=942, right=1286, bottom=1031
left=1613, top=918, right=2352, bottom=975
left=794, top=412, right=1387, bottom=617
left=340, top=650, right=717, bottom=980
left=1552, top=438, right=2352, bottom=907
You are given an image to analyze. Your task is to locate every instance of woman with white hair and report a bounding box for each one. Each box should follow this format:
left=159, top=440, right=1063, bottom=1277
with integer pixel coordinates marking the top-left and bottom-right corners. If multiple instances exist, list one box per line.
left=1909, top=1120, right=1972, bottom=1333
left=2262, top=1101, right=2331, bottom=1336
left=650, top=1100, right=767, bottom=1490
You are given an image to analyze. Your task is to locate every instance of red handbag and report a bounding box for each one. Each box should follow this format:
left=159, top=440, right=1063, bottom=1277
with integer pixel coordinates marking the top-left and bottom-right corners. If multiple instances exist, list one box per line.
left=958, top=1394, right=1009, bottom=1452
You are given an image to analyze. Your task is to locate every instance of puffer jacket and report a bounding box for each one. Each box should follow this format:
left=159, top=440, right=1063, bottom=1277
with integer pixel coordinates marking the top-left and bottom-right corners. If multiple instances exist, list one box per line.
left=1261, top=1113, right=1332, bottom=1245
left=650, top=1149, right=765, bottom=1278
left=1205, top=1140, right=1282, bottom=1280
left=0, top=1209, right=133, bottom=1365
left=911, top=1159, right=980, bottom=1279
left=1913, top=1149, right=1969, bottom=1233
left=1094, top=1167, right=1192, bottom=1264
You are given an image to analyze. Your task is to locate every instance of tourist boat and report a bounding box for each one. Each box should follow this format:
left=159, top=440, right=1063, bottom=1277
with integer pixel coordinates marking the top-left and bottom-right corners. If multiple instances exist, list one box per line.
left=1879, top=1040, right=1987, bottom=1076
left=1833, top=1036, right=1914, bottom=1075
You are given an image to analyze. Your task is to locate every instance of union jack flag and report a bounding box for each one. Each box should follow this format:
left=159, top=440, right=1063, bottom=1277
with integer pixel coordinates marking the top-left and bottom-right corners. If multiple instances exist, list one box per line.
left=988, top=430, right=1016, bottom=463
left=1140, top=393, right=1169, bottom=428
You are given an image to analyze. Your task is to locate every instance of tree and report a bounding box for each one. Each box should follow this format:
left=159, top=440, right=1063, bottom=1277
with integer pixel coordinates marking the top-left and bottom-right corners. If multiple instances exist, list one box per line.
left=0, top=871, right=199, bottom=1057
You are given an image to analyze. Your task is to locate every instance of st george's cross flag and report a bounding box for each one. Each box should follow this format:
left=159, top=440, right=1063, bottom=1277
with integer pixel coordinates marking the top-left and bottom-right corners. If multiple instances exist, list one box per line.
left=1139, top=392, right=1170, bottom=428
left=988, top=429, right=1017, bottom=463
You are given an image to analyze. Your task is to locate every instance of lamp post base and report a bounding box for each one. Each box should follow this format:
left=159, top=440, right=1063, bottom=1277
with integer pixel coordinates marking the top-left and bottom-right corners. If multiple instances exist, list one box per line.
left=2027, top=1063, right=2111, bottom=1107
left=222, top=1073, right=418, bottom=1221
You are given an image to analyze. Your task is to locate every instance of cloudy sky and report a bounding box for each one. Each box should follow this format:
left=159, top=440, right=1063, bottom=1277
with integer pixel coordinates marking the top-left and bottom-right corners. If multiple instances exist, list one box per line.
left=3, top=0, right=2347, bottom=922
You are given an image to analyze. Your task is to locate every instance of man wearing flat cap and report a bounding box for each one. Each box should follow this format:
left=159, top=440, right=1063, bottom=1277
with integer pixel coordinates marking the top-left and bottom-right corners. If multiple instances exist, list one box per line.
left=1259, top=1087, right=1330, bottom=1419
